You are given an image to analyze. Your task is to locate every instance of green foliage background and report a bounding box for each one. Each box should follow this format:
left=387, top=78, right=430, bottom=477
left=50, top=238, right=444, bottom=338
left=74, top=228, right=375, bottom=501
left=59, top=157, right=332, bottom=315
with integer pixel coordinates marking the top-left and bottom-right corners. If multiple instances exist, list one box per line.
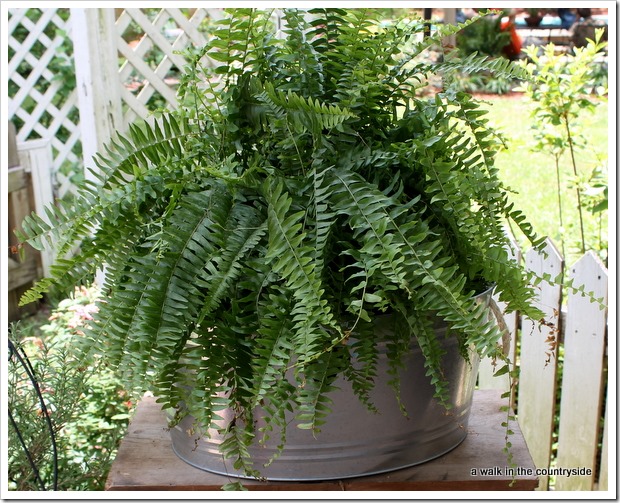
left=483, top=95, right=608, bottom=266
left=8, top=287, right=133, bottom=491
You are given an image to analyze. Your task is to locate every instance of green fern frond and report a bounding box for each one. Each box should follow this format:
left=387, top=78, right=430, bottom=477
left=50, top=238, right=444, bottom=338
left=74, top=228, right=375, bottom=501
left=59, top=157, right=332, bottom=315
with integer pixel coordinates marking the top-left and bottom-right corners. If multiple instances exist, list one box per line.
left=218, top=416, right=260, bottom=479
left=248, top=289, right=297, bottom=456
left=89, top=188, right=231, bottom=391
left=393, top=305, right=450, bottom=408
left=91, top=114, right=191, bottom=191
left=18, top=193, right=156, bottom=305
left=280, top=9, right=324, bottom=96
left=328, top=168, right=504, bottom=366
left=295, top=348, right=347, bottom=433
left=18, top=255, right=97, bottom=306
left=440, top=49, right=529, bottom=83
left=251, top=291, right=295, bottom=407
left=257, top=82, right=356, bottom=135
left=308, top=164, right=336, bottom=279
left=264, top=180, right=343, bottom=361
left=195, top=203, right=267, bottom=327
left=343, top=320, right=380, bottom=412
left=15, top=114, right=195, bottom=287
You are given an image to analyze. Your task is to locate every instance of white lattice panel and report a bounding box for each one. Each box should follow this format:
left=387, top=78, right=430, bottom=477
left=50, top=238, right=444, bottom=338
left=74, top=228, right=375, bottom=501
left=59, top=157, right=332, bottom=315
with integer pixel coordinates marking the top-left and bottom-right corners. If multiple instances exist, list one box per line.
left=115, top=8, right=221, bottom=126
left=8, top=8, right=82, bottom=199
left=8, top=8, right=223, bottom=199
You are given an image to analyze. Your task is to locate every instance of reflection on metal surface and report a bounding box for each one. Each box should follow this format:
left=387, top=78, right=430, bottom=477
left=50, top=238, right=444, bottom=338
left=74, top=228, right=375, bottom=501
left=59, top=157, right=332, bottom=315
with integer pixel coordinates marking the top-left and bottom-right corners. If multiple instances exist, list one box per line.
left=170, top=290, right=492, bottom=481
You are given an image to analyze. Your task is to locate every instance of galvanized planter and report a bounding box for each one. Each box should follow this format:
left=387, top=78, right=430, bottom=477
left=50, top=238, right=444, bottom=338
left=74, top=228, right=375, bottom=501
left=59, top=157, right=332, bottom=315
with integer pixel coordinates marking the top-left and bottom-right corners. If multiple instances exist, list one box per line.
left=169, top=290, right=491, bottom=481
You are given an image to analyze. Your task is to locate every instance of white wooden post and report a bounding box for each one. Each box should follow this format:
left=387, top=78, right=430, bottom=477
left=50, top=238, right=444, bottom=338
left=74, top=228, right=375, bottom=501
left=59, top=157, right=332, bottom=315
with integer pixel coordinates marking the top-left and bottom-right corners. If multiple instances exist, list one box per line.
left=518, top=239, right=562, bottom=491
left=443, top=8, right=457, bottom=48
left=555, top=252, right=608, bottom=490
left=17, top=139, right=55, bottom=277
left=71, top=7, right=123, bottom=183
left=71, top=8, right=123, bottom=288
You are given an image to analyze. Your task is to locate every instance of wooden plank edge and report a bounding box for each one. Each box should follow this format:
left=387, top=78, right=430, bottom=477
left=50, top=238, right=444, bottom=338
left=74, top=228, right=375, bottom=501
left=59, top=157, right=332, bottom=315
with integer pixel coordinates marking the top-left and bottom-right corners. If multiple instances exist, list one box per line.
left=106, top=478, right=538, bottom=491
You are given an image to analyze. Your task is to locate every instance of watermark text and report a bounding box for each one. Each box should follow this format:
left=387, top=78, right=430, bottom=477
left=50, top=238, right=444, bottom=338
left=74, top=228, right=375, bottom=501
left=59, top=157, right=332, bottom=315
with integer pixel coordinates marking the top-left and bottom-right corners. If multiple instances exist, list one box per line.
left=470, top=466, right=593, bottom=478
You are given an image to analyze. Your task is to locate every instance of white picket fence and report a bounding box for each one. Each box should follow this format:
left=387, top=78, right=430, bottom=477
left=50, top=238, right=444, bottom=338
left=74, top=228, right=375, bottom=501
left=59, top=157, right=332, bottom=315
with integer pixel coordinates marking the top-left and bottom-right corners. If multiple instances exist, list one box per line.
left=478, top=238, right=609, bottom=491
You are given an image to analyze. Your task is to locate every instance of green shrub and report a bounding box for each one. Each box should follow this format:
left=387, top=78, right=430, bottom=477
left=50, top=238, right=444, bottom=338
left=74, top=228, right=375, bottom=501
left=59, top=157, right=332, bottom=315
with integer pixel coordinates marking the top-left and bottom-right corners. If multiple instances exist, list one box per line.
left=518, top=29, right=608, bottom=262
left=456, top=13, right=511, bottom=58
left=7, top=286, right=133, bottom=491
left=454, top=11, right=516, bottom=95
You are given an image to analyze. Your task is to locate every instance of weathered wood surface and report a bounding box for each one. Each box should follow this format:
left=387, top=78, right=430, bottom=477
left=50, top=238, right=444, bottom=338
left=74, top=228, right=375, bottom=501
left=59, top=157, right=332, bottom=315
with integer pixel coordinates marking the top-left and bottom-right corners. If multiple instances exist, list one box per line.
left=8, top=122, right=20, bottom=168
left=105, top=390, right=538, bottom=491
left=518, top=239, right=562, bottom=490
left=8, top=124, right=41, bottom=320
left=17, top=139, right=55, bottom=277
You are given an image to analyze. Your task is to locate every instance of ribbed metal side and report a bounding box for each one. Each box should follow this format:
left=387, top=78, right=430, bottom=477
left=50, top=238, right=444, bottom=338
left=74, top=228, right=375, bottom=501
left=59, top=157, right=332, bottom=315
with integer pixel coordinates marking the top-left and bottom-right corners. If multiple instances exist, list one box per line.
left=169, top=291, right=491, bottom=481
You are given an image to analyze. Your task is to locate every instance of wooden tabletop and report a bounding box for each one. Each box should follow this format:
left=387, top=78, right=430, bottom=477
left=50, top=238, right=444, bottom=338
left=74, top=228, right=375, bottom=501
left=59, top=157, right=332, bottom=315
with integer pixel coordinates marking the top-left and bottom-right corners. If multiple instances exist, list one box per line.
left=106, top=389, right=538, bottom=491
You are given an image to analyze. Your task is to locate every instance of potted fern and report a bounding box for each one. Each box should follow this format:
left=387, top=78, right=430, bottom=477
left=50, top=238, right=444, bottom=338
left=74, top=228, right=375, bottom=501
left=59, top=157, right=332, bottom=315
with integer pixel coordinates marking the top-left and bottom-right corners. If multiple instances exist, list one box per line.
left=16, top=9, right=546, bottom=482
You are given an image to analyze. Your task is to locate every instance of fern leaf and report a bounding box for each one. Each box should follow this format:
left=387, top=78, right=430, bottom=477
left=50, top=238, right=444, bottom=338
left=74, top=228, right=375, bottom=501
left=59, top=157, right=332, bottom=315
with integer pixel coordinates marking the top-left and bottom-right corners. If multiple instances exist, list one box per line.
left=295, top=348, right=347, bottom=433
left=15, top=114, right=195, bottom=289
left=248, top=289, right=297, bottom=456
left=392, top=305, right=450, bottom=408
left=440, top=49, right=529, bottom=82
left=90, top=188, right=231, bottom=391
left=328, top=168, right=504, bottom=365
left=257, top=82, right=356, bottom=135
left=343, top=319, right=380, bottom=412
left=264, top=180, right=342, bottom=361
left=196, top=203, right=267, bottom=326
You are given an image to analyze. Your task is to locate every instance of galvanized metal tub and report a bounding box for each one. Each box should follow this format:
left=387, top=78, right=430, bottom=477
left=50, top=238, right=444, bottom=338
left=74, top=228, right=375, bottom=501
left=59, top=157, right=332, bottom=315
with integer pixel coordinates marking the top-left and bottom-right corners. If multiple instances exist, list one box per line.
left=169, top=291, right=491, bottom=481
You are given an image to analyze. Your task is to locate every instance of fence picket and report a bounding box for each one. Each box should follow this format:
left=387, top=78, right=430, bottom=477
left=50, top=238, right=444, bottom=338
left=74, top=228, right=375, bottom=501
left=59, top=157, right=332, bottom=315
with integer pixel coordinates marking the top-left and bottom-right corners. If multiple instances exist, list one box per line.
left=555, top=252, right=608, bottom=490
left=17, top=139, right=55, bottom=277
left=517, top=239, right=563, bottom=490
